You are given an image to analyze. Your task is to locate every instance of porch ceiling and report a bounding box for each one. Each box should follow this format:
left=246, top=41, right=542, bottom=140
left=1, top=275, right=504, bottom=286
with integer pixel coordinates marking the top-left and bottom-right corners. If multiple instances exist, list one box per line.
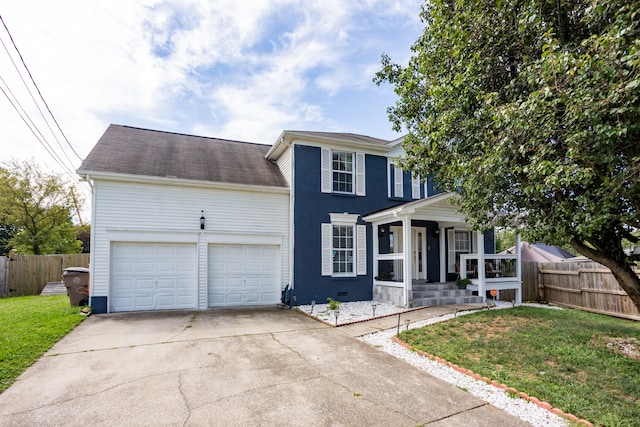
left=362, top=192, right=468, bottom=226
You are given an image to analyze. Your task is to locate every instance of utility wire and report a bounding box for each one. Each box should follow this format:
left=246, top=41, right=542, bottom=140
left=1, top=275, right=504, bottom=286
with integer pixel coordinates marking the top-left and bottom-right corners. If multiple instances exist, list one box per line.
left=0, top=83, right=76, bottom=179
left=0, top=14, right=83, bottom=168
left=0, top=29, right=78, bottom=173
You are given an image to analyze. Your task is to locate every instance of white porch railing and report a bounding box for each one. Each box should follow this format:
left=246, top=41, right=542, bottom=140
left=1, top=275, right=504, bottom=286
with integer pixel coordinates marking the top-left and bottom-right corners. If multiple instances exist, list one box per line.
left=459, top=253, right=522, bottom=304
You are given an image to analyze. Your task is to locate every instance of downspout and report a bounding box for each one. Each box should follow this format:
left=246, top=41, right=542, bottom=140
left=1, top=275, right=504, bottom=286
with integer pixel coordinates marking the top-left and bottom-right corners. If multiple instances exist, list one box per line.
left=83, top=174, right=93, bottom=190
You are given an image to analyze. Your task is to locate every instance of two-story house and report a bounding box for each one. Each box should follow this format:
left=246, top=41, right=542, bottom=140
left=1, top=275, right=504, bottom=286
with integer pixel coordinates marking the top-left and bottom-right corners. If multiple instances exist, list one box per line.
left=79, top=125, right=520, bottom=314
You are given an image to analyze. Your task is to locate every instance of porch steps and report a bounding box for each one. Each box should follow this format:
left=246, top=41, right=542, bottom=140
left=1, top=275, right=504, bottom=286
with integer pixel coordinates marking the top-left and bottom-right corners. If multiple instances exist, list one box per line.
left=411, top=282, right=483, bottom=307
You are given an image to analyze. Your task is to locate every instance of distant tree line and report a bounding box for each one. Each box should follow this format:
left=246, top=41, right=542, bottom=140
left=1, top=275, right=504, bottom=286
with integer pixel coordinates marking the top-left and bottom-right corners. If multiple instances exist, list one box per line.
left=0, top=160, right=89, bottom=255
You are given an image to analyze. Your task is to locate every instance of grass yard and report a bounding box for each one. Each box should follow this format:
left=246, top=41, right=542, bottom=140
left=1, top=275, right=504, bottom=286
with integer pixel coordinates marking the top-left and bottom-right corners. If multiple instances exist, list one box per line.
left=0, top=295, right=85, bottom=394
left=399, top=306, right=640, bottom=426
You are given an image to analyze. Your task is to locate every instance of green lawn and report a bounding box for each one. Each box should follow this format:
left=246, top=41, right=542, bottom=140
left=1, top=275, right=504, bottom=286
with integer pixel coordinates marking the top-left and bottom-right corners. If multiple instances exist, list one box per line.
left=399, top=306, right=640, bottom=426
left=0, top=295, right=85, bottom=394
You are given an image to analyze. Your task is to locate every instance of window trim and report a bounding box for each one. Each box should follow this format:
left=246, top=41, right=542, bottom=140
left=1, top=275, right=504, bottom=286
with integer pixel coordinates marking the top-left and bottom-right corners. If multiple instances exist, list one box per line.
left=332, top=151, right=355, bottom=195
left=322, top=214, right=366, bottom=277
left=447, top=229, right=476, bottom=273
left=321, top=149, right=365, bottom=196
left=331, top=224, right=355, bottom=277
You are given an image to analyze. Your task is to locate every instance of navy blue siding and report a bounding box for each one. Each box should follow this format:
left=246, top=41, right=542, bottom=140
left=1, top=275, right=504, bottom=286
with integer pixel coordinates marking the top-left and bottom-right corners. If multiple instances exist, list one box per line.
left=291, top=144, right=493, bottom=305
left=484, top=229, right=495, bottom=254
left=426, top=175, right=442, bottom=197
left=292, top=145, right=401, bottom=305
left=90, top=296, right=108, bottom=314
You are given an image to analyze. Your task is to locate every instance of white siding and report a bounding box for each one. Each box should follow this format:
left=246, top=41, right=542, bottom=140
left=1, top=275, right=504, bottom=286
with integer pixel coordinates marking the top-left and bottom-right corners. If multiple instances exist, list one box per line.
left=276, top=146, right=292, bottom=185
left=90, top=179, right=289, bottom=310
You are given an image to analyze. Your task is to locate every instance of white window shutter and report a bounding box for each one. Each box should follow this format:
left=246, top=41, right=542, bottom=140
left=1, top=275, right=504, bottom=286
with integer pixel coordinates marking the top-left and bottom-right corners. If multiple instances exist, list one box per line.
left=357, top=225, right=366, bottom=275
left=321, top=223, right=332, bottom=276
left=355, top=152, right=365, bottom=196
left=321, top=148, right=331, bottom=193
left=472, top=231, right=478, bottom=253
left=447, top=229, right=456, bottom=273
left=411, top=175, right=421, bottom=199
left=394, top=166, right=404, bottom=198
left=387, top=160, right=392, bottom=198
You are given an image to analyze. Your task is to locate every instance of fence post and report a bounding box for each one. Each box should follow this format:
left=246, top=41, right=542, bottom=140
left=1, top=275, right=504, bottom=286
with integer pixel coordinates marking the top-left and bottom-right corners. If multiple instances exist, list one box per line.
left=537, top=263, right=544, bottom=302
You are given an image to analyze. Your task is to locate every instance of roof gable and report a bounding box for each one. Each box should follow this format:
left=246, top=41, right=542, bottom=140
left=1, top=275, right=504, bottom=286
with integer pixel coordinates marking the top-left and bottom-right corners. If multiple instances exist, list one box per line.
left=78, top=125, right=288, bottom=188
left=267, top=130, right=394, bottom=160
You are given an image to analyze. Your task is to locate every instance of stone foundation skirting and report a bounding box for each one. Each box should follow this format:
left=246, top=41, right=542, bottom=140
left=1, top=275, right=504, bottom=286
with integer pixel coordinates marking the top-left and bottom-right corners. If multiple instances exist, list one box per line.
left=373, top=284, right=404, bottom=307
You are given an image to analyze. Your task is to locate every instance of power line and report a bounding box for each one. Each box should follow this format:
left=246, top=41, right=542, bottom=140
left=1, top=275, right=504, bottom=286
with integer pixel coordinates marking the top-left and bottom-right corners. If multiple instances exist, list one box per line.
left=0, top=14, right=82, bottom=162
left=0, top=14, right=83, bottom=179
left=0, top=82, right=77, bottom=179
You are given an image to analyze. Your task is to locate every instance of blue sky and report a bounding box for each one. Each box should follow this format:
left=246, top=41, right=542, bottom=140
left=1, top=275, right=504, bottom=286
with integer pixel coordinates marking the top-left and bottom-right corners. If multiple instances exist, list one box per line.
left=1, top=0, right=424, bottom=186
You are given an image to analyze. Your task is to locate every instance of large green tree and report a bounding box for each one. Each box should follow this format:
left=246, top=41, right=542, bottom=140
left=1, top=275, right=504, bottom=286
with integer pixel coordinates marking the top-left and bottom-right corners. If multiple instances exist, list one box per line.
left=375, top=0, right=640, bottom=308
left=0, top=160, right=82, bottom=255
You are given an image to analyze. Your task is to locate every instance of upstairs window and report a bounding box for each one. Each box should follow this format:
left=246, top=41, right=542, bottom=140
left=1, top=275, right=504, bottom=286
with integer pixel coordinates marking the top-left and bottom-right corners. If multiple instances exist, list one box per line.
left=321, top=149, right=365, bottom=195
left=332, top=152, right=353, bottom=193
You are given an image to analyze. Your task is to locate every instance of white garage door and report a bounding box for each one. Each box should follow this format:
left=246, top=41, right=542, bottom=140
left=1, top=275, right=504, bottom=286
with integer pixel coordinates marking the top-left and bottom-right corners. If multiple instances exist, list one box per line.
left=208, top=244, right=280, bottom=307
left=111, top=243, right=197, bottom=312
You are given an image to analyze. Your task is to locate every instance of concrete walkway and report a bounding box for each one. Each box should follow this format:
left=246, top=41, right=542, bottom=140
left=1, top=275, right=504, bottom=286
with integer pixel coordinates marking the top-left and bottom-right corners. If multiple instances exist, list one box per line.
left=0, top=306, right=527, bottom=426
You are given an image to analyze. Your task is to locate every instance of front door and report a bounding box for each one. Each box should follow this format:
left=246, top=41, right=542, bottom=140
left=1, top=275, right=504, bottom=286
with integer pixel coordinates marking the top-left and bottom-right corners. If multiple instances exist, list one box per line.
left=412, top=227, right=427, bottom=280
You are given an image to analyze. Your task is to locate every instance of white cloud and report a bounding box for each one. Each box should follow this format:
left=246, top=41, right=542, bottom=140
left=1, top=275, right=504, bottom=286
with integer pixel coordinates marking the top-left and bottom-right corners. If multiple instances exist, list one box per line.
left=0, top=0, right=423, bottom=180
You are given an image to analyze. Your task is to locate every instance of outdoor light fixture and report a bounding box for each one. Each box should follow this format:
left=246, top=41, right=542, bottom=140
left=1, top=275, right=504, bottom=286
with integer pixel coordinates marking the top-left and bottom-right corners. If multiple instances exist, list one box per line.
left=405, top=319, right=411, bottom=330
left=200, top=211, right=205, bottom=230
left=311, top=300, right=316, bottom=314
left=334, top=309, right=340, bottom=325
left=371, top=303, right=377, bottom=317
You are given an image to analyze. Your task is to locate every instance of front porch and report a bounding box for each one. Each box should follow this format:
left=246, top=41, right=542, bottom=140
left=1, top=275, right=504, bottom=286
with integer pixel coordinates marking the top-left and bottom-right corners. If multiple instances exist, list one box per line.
left=363, top=193, right=522, bottom=308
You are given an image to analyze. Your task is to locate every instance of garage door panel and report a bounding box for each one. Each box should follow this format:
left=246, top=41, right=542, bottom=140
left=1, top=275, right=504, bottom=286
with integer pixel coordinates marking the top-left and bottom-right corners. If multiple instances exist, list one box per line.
left=262, top=263, right=276, bottom=272
left=156, top=279, right=175, bottom=289
left=262, top=247, right=278, bottom=257
left=226, top=293, right=244, bottom=304
left=112, top=243, right=197, bottom=312
left=136, top=262, right=154, bottom=273
left=136, top=246, right=154, bottom=257
left=208, top=244, right=280, bottom=307
left=228, top=247, right=243, bottom=257
left=244, top=277, right=262, bottom=287
left=245, top=262, right=261, bottom=272
left=157, top=262, right=175, bottom=272
left=244, top=247, right=261, bottom=257
left=227, top=262, right=243, bottom=273
left=136, top=279, right=154, bottom=290
left=227, top=277, right=244, bottom=288
left=245, top=293, right=260, bottom=303
left=262, top=277, right=278, bottom=286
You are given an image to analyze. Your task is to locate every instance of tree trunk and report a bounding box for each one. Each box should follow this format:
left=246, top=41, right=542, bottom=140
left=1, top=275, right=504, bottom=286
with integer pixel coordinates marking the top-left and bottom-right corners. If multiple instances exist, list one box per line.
left=570, top=240, right=640, bottom=311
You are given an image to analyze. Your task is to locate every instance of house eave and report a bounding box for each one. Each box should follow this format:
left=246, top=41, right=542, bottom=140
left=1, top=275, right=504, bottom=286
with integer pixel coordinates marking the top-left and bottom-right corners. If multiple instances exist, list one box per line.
left=78, top=170, right=290, bottom=194
left=363, top=192, right=461, bottom=223
left=272, top=131, right=392, bottom=156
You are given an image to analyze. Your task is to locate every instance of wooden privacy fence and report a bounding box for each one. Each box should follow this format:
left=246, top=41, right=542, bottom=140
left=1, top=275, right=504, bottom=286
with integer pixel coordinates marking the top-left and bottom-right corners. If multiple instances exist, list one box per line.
left=0, top=256, right=8, bottom=298
left=537, top=261, right=640, bottom=321
left=1, top=253, right=90, bottom=297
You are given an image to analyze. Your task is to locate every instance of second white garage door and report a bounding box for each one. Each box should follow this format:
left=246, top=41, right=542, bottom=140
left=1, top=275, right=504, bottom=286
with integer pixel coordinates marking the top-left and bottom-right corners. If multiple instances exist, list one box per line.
left=208, top=244, right=280, bottom=307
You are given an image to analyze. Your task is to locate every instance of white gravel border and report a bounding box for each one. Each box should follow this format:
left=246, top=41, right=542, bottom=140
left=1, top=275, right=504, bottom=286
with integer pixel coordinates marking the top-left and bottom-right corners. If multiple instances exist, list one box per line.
left=300, top=301, right=570, bottom=426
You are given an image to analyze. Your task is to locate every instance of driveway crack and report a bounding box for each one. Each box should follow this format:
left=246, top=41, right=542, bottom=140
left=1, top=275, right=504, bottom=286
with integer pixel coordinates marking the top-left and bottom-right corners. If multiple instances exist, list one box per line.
left=423, top=402, right=491, bottom=424
left=178, top=371, right=192, bottom=426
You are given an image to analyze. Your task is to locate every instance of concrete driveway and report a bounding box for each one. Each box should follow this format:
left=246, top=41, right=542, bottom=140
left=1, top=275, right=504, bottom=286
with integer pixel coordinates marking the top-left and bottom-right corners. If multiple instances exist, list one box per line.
left=0, top=307, right=528, bottom=426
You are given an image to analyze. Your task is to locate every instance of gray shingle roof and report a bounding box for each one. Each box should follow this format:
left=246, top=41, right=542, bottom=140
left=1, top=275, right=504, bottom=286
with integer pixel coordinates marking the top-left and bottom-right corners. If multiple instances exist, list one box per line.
left=78, top=125, right=288, bottom=188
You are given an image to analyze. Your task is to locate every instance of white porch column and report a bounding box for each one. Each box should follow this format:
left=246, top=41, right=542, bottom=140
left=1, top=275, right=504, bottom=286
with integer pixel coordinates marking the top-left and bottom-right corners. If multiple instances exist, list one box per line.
left=439, top=227, right=446, bottom=282
left=476, top=231, right=486, bottom=302
left=515, top=233, right=522, bottom=304
left=402, top=216, right=412, bottom=307
left=372, top=223, right=379, bottom=293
